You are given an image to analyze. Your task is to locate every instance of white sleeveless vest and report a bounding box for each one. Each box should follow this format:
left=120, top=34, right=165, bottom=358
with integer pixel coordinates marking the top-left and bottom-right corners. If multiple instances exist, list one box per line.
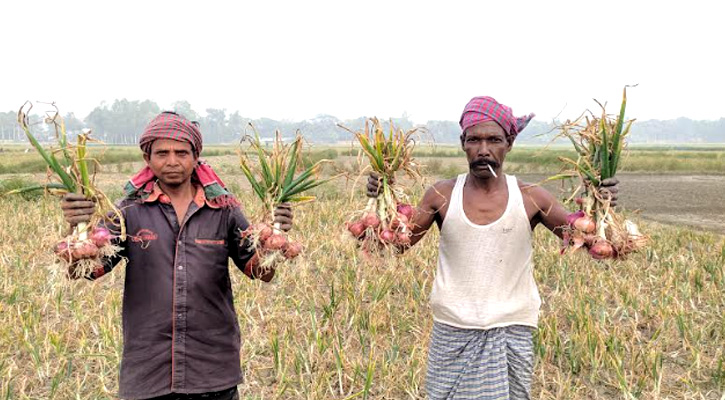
left=430, top=173, right=541, bottom=330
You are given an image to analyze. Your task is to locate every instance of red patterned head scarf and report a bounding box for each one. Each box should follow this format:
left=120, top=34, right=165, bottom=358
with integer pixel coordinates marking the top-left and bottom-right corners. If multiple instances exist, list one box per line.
left=139, top=111, right=203, bottom=157
left=459, top=96, right=535, bottom=142
left=124, top=112, right=239, bottom=208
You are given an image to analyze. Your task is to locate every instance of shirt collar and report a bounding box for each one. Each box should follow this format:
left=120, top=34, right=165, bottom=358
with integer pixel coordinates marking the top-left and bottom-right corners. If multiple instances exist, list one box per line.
left=143, top=181, right=218, bottom=209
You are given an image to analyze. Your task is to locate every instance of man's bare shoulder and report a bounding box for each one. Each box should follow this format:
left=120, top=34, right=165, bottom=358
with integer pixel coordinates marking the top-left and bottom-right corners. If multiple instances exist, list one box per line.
left=517, top=179, right=542, bottom=193
left=517, top=179, right=557, bottom=205
left=421, top=178, right=456, bottom=208
left=432, top=178, right=457, bottom=191
left=429, top=178, right=456, bottom=196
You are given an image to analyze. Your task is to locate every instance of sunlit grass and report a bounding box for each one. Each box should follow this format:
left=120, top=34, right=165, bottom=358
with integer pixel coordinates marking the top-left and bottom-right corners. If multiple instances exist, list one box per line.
left=0, top=173, right=723, bottom=399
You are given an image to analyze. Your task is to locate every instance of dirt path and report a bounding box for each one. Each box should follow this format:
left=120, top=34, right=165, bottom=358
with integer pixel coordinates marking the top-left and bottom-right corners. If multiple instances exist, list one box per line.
left=519, top=173, right=725, bottom=235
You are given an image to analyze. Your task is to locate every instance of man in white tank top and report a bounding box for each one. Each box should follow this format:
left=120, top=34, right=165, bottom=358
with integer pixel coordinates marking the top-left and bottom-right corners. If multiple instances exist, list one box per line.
left=367, top=96, right=619, bottom=399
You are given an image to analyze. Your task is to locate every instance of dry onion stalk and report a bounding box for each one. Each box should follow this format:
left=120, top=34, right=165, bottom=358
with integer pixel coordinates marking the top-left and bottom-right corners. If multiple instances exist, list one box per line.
left=238, top=125, right=338, bottom=272
left=549, top=86, right=647, bottom=259
left=339, top=118, right=422, bottom=256
left=8, top=102, right=125, bottom=278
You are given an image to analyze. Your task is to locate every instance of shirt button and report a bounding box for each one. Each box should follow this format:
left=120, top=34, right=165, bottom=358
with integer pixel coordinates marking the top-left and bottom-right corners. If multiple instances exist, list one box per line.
left=178, top=265, right=183, bottom=270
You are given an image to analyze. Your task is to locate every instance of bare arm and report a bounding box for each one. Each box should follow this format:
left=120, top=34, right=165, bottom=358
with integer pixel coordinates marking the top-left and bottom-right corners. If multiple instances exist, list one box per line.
left=366, top=174, right=453, bottom=253
left=405, top=184, right=445, bottom=247
left=230, top=209, right=276, bottom=282
left=245, top=254, right=276, bottom=282
left=396, top=180, right=454, bottom=253
left=522, top=177, right=621, bottom=239
left=521, top=183, right=570, bottom=239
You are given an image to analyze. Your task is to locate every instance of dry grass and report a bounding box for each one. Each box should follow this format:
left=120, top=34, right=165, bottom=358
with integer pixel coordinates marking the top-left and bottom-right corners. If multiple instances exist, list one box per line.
left=0, top=171, right=723, bottom=399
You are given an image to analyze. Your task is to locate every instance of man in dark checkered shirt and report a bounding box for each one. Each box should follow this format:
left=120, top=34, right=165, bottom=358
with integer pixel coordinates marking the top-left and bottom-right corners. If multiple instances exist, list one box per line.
left=60, top=112, right=293, bottom=399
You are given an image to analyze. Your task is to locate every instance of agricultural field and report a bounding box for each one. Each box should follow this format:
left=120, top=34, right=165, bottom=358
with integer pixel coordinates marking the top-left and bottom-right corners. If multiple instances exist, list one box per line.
left=0, top=144, right=724, bottom=399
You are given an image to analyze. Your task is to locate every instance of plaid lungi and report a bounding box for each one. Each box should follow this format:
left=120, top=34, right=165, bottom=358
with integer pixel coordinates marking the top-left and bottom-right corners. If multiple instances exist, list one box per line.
left=425, top=322, right=534, bottom=400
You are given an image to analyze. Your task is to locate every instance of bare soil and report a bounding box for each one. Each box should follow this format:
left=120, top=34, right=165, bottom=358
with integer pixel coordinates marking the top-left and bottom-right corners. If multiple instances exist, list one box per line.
left=519, top=173, right=725, bottom=235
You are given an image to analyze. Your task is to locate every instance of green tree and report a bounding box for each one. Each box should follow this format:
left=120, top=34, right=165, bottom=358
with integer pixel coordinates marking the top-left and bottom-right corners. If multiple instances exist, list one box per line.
left=172, top=100, right=200, bottom=121
left=201, top=108, right=227, bottom=144
left=0, top=111, right=21, bottom=141
left=63, top=112, right=85, bottom=135
left=226, top=111, right=248, bottom=142
left=85, top=99, right=160, bottom=144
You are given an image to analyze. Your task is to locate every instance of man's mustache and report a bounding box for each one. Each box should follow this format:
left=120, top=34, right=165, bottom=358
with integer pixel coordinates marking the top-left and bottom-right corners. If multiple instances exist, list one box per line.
left=470, top=159, right=498, bottom=169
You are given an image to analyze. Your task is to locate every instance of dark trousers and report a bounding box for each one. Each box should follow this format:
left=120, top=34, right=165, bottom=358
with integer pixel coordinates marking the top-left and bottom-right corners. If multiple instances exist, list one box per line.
left=145, top=386, right=238, bottom=400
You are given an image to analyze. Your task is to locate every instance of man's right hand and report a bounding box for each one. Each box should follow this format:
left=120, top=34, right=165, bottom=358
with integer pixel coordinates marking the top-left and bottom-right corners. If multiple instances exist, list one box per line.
left=367, top=173, right=382, bottom=198
left=60, top=193, right=96, bottom=227
left=598, top=177, right=619, bottom=208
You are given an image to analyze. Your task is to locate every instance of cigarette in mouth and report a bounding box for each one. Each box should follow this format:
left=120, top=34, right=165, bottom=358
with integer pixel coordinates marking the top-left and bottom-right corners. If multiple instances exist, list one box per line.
left=487, top=164, right=498, bottom=178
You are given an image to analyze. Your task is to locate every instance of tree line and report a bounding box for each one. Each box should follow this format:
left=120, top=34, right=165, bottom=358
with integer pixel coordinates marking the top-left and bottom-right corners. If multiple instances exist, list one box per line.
left=0, top=99, right=723, bottom=145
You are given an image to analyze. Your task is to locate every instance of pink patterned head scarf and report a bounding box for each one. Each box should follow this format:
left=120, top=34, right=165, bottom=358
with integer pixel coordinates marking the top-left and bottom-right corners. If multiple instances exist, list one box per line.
left=459, top=96, right=535, bottom=142
left=139, top=111, right=203, bottom=157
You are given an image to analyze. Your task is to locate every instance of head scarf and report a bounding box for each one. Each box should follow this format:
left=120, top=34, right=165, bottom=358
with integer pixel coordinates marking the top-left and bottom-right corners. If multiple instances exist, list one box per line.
left=124, top=111, right=240, bottom=208
left=459, top=96, right=535, bottom=142
left=139, top=111, right=203, bottom=157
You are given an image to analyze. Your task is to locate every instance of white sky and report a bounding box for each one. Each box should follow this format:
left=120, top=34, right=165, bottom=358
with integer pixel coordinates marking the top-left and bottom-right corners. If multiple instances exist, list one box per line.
left=1, top=0, right=723, bottom=124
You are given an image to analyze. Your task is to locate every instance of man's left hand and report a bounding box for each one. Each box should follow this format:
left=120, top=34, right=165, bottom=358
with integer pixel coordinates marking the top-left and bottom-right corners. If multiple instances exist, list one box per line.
left=598, top=177, right=619, bottom=207
left=274, top=203, right=293, bottom=232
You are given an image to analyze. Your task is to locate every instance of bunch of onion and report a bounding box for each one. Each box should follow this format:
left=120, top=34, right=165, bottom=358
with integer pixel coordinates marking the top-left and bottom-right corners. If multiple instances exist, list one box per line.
left=9, top=102, right=125, bottom=278
left=549, top=87, right=647, bottom=259
left=346, top=201, right=416, bottom=252
left=238, top=125, right=339, bottom=272
left=339, top=118, right=422, bottom=255
left=563, top=199, right=647, bottom=259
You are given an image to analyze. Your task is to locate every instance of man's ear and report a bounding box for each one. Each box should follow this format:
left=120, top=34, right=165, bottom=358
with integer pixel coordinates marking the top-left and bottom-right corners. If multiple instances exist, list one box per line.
left=460, top=132, right=465, bottom=149
left=143, top=152, right=150, bottom=165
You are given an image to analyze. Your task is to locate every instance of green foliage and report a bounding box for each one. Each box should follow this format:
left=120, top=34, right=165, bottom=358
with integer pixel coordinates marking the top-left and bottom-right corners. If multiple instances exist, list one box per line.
left=239, top=129, right=340, bottom=216
left=301, top=149, right=338, bottom=169
left=421, top=159, right=465, bottom=178
left=0, top=177, right=46, bottom=200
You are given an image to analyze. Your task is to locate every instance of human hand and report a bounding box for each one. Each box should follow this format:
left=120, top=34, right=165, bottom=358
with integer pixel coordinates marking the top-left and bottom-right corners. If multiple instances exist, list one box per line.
left=366, top=172, right=391, bottom=198
left=598, top=177, right=619, bottom=207
left=273, top=202, right=293, bottom=232
left=60, top=193, right=96, bottom=227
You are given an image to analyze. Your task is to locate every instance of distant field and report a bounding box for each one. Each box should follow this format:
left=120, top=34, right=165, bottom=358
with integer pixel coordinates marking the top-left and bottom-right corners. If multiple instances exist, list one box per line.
left=0, top=145, right=238, bottom=174
left=1, top=143, right=724, bottom=175
left=2, top=142, right=724, bottom=235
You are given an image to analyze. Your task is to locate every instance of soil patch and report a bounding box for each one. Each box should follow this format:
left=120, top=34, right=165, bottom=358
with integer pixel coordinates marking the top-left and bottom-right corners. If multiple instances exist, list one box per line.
left=518, top=173, right=725, bottom=235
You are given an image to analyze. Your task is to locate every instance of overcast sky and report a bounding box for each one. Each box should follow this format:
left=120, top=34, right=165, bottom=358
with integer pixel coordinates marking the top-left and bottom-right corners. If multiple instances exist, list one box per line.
left=1, top=0, right=722, bottom=124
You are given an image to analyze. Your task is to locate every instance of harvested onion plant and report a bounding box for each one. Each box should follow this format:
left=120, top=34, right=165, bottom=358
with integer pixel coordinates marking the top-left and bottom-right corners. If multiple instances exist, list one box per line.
left=340, top=118, right=422, bottom=255
left=12, top=102, right=125, bottom=278
left=239, top=126, right=336, bottom=272
left=552, top=87, right=647, bottom=259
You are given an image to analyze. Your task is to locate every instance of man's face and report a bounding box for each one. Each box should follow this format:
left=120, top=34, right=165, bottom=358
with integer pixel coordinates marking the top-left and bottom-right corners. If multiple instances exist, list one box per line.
left=143, top=139, right=197, bottom=187
left=460, top=121, right=512, bottom=179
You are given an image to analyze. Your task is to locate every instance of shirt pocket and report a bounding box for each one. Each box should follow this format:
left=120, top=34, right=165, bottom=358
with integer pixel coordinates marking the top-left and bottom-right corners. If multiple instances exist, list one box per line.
left=185, top=213, right=230, bottom=273
left=194, top=238, right=226, bottom=246
left=189, top=235, right=229, bottom=262
left=186, top=235, right=230, bottom=287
